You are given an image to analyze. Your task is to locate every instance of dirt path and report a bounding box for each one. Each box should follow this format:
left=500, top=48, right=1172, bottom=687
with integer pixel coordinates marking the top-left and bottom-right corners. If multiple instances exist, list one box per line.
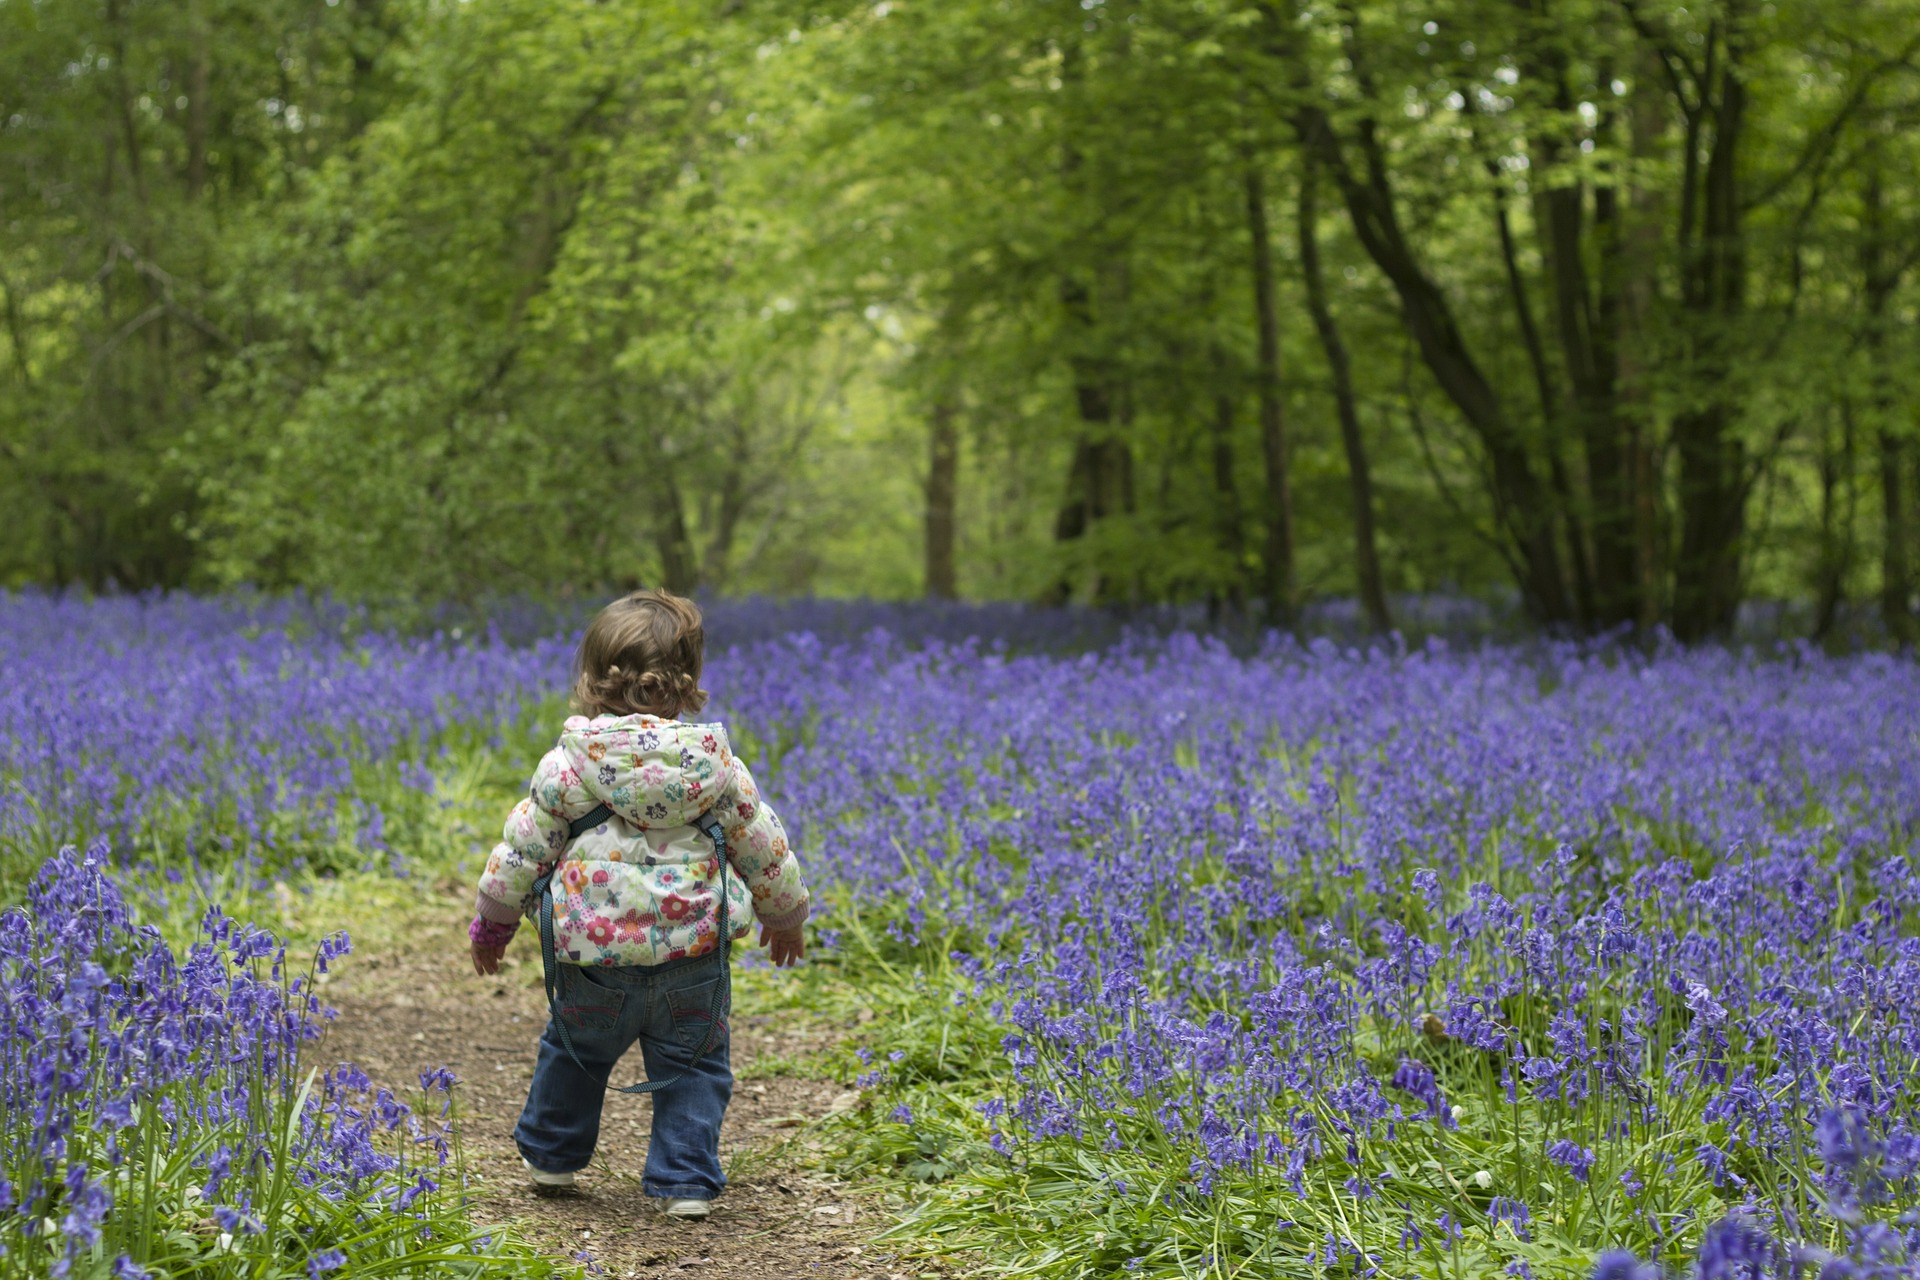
left=308, top=893, right=904, bottom=1280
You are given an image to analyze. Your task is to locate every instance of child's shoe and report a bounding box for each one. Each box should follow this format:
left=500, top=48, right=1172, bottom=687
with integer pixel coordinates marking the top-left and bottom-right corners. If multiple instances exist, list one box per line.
left=662, top=1197, right=711, bottom=1219
left=522, top=1158, right=576, bottom=1193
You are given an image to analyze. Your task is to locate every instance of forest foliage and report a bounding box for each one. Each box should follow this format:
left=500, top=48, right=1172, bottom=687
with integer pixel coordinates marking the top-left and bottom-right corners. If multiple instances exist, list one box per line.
left=3, top=0, right=1918, bottom=639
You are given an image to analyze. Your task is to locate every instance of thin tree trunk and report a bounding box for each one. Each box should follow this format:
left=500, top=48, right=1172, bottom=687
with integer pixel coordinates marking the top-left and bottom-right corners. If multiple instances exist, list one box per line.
left=1881, top=432, right=1915, bottom=646
left=653, top=462, right=699, bottom=595
left=1244, top=164, right=1296, bottom=628
left=701, top=443, right=748, bottom=593
left=347, top=0, right=388, bottom=136
left=1297, top=150, right=1390, bottom=633
left=1209, top=371, right=1248, bottom=615
left=1266, top=0, right=1571, bottom=624
left=1813, top=402, right=1857, bottom=641
left=187, top=9, right=210, bottom=197
left=105, top=0, right=146, bottom=204
left=924, top=400, right=959, bottom=599
left=1048, top=252, right=1133, bottom=601
left=1492, top=186, right=1596, bottom=628
left=1295, top=101, right=1571, bottom=623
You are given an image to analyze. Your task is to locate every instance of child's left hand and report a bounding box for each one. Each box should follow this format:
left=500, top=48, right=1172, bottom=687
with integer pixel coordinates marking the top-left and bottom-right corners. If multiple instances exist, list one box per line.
left=471, top=940, right=506, bottom=975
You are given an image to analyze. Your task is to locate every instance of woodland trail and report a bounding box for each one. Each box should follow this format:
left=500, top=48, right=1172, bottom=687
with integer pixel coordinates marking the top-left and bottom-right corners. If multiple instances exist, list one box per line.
left=307, top=882, right=904, bottom=1280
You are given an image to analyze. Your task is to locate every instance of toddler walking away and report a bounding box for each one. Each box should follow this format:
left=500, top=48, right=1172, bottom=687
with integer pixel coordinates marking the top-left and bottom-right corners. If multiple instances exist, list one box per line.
left=467, top=590, right=810, bottom=1219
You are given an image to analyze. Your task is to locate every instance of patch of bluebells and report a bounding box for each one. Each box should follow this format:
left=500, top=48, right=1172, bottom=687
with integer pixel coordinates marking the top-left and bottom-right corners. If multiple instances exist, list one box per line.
left=0, top=591, right=571, bottom=881
left=0, top=844, right=528, bottom=1277
left=706, top=630, right=1920, bottom=1271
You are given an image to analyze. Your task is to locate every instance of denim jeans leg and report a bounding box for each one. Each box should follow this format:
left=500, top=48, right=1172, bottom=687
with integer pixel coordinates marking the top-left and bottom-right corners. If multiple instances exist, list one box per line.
left=637, top=1034, right=732, bottom=1198
left=514, top=974, right=630, bottom=1174
left=637, top=955, right=733, bottom=1199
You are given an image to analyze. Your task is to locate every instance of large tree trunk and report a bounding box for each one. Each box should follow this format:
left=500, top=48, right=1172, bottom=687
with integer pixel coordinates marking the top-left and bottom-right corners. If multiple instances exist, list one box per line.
left=1244, top=165, right=1296, bottom=627
left=1668, top=30, right=1749, bottom=641
left=1513, top=24, right=1639, bottom=631
left=924, top=400, right=959, bottom=599
left=1617, top=42, right=1669, bottom=635
left=1297, top=149, right=1390, bottom=633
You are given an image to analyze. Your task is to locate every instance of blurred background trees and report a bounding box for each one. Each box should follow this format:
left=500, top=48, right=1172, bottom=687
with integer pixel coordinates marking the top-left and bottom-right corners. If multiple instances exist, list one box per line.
left=3, top=0, right=1917, bottom=639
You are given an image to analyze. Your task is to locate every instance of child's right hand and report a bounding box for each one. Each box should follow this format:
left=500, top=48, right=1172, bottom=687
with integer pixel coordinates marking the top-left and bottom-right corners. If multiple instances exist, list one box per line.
left=760, top=924, right=804, bottom=968
left=471, top=940, right=506, bottom=975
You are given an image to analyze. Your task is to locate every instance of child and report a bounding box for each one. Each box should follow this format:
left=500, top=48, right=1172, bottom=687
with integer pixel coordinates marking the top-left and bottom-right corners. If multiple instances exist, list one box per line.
left=467, top=590, right=809, bottom=1219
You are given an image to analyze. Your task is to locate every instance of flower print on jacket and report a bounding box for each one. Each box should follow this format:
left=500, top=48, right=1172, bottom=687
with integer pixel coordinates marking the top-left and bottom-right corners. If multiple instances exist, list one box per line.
left=474, top=713, right=811, bottom=967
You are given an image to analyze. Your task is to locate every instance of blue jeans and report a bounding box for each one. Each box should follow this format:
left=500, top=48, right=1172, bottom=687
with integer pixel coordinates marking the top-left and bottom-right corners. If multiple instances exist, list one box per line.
left=514, top=951, right=732, bottom=1199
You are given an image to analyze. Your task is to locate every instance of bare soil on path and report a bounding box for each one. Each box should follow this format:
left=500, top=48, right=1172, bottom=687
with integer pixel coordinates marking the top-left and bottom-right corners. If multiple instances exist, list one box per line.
left=307, top=887, right=905, bottom=1280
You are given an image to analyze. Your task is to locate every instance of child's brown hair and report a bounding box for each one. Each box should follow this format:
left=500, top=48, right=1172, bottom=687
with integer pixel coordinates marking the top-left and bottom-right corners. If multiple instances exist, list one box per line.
left=571, top=590, right=709, bottom=720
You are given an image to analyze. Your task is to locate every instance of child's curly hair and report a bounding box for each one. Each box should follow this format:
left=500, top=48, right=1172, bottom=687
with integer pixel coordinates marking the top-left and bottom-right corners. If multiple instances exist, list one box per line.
left=571, top=590, right=709, bottom=720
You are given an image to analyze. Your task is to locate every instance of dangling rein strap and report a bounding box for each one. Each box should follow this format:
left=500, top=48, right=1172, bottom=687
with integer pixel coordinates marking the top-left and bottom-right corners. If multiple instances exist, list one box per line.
left=532, top=802, right=731, bottom=1094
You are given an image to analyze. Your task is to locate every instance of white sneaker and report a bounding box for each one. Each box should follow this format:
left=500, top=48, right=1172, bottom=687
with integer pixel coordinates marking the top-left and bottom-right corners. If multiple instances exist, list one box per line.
left=662, top=1197, right=711, bottom=1219
left=522, top=1158, right=575, bottom=1190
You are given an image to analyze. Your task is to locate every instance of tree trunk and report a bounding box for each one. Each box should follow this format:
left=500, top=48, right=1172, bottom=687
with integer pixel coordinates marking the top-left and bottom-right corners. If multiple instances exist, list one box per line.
left=187, top=9, right=210, bottom=197
left=1862, top=159, right=1915, bottom=645
left=1244, top=165, right=1296, bottom=628
left=654, top=470, right=699, bottom=596
left=347, top=0, right=388, bottom=136
left=1049, top=275, right=1134, bottom=604
left=1208, top=351, right=1248, bottom=614
left=1297, top=150, right=1390, bottom=633
left=1813, top=403, right=1857, bottom=641
left=1619, top=43, right=1669, bottom=635
left=1514, top=27, right=1639, bottom=631
left=1300, top=107, right=1572, bottom=623
left=1491, top=181, right=1596, bottom=627
left=700, top=447, right=747, bottom=593
left=1881, top=432, right=1915, bottom=647
left=924, top=400, right=959, bottom=599
left=1669, top=32, right=1749, bottom=641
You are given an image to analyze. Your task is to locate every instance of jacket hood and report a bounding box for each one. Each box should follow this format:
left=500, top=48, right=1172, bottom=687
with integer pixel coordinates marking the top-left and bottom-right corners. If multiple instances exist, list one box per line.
left=558, top=714, right=735, bottom=829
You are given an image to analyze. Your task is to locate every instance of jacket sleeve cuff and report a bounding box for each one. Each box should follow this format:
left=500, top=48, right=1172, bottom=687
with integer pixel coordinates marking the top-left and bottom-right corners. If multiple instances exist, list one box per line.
left=469, top=915, right=519, bottom=948
left=474, top=891, right=524, bottom=925
left=756, top=900, right=810, bottom=932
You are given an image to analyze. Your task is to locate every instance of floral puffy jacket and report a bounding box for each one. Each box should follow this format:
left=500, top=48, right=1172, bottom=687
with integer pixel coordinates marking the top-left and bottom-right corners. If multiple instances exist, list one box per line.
left=474, top=714, right=809, bottom=967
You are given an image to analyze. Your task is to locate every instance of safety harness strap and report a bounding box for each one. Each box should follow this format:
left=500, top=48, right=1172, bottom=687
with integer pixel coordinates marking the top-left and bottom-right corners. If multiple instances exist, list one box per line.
left=532, top=802, right=731, bottom=1094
